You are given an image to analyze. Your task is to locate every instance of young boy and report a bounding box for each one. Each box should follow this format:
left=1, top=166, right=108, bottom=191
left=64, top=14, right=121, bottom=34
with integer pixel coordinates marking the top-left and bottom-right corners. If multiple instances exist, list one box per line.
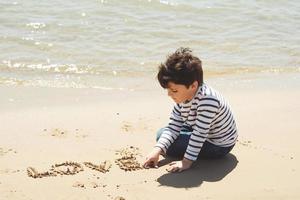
left=143, top=48, right=238, bottom=172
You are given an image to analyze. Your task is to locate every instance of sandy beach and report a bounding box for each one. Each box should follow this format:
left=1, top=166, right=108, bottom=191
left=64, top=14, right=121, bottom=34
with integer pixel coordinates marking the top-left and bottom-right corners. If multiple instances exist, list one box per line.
left=1, top=0, right=300, bottom=199
left=1, top=74, right=300, bottom=200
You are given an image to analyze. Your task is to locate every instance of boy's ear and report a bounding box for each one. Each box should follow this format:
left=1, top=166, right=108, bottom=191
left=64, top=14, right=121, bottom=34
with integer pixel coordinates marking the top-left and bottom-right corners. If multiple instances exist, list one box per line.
left=190, top=81, right=198, bottom=89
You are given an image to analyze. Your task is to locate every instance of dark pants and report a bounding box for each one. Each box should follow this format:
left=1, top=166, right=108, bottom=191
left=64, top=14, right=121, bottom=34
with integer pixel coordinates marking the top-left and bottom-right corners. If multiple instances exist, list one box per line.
left=156, top=128, right=234, bottom=159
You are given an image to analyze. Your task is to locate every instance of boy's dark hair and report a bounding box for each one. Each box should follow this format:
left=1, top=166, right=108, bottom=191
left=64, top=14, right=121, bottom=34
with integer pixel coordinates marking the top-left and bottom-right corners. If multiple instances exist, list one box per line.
left=157, top=47, right=203, bottom=88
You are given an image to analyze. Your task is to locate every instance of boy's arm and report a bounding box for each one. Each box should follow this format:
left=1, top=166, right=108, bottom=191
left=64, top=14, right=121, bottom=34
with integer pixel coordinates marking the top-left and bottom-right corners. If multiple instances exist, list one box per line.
left=155, top=104, right=183, bottom=154
left=183, top=98, right=219, bottom=161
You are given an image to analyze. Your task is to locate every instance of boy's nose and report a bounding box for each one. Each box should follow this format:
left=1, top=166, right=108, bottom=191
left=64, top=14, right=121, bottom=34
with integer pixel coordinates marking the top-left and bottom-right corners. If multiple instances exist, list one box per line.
left=167, top=90, right=172, bottom=97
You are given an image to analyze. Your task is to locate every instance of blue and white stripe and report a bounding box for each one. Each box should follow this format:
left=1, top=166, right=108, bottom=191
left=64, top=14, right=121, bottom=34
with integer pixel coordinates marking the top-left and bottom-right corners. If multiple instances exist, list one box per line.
left=155, top=83, right=238, bottom=161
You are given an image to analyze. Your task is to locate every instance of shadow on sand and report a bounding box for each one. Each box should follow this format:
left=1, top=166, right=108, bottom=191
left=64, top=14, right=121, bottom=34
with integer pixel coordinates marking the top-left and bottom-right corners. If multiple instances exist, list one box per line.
left=156, top=153, right=238, bottom=188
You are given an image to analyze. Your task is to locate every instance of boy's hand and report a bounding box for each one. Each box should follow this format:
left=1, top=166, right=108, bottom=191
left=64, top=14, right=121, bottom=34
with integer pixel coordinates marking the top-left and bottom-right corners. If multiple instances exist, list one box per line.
left=166, top=158, right=193, bottom=173
left=143, top=147, right=162, bottom=169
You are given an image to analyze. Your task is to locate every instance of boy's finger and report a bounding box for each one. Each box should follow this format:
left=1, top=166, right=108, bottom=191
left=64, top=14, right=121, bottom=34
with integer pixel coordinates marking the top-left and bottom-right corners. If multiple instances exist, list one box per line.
left=166, top=165, right=176, bottom=172
left=169, top=161, right=176, bottom=166
left=142, top=160, right=150, bottom=168
left=153, top=160, right=158, bottom=168
left=171, top=166, right=179, bottom=173
left=143, top=160, right=158, bottom=169
left=166, top=166, right=172, bottom=172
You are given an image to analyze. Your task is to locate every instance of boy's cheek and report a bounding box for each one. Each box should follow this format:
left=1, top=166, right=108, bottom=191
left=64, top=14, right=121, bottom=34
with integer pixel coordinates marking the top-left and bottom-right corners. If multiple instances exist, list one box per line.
left=172, top=98, right=180, bottom=103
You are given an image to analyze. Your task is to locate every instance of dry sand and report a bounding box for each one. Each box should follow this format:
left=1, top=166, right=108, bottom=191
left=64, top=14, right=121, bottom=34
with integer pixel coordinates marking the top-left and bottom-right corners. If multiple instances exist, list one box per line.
left=0, top=75, right=300, bottom=200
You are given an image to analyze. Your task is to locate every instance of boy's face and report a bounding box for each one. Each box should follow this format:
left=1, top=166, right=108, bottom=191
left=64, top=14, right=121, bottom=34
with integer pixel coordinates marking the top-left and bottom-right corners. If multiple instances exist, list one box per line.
left=166, top=81, right=198, bottom=104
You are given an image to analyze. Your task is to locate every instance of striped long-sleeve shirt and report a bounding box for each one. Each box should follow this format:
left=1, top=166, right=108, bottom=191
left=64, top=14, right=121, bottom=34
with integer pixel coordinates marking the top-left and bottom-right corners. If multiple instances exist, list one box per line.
left=155, top=83, right=238, bottom=161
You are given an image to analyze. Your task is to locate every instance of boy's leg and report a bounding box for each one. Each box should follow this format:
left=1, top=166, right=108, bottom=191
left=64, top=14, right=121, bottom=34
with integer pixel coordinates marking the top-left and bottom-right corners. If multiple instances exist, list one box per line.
left=156, top=127, right=191, bottom=158
left=198, top=142, right=234, bottom=159
left=156, top=128, right=234, bottom=159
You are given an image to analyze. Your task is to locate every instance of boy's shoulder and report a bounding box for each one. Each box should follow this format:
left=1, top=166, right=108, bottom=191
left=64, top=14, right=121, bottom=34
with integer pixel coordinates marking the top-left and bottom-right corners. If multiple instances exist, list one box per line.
left=193, top=84, right=223, bottom=106
left=197, top=83, right=219, bottom=97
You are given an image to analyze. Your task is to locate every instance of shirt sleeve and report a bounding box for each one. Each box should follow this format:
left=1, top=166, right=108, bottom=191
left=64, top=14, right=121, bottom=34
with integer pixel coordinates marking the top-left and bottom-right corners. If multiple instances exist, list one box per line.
left=183, top=98, right=219, bottom=161
left=155, top=103, right=184, bottom=153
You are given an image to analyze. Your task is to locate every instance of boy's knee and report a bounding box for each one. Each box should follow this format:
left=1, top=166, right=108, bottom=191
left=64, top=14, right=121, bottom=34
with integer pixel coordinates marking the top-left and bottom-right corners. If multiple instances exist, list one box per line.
left=156, top=128, right=165, bottom=142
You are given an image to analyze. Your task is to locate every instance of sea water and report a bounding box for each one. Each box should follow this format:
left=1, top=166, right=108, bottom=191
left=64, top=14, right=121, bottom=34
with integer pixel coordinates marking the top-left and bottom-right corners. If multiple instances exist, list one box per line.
left=0, top=0, right=299, bottom=90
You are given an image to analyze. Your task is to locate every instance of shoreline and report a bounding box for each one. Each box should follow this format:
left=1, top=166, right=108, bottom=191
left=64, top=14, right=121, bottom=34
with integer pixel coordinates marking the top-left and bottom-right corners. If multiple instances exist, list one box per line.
left=1, top=68, right=299, bottom=91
